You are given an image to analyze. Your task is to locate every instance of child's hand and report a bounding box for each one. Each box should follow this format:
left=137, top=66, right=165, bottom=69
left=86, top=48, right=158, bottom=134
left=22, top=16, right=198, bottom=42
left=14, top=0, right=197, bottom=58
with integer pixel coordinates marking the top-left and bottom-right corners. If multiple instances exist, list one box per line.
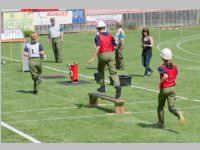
left=88, top=57, right=95, bottom=64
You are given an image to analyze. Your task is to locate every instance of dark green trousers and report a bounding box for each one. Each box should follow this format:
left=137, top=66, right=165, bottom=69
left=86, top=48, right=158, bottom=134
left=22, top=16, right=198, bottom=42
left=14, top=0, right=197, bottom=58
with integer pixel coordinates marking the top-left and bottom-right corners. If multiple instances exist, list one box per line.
left=97, top=52, right=120, bottom=87
left=51, top=38, right=62, bottom=63
left=157, top=86, right=180, bottom=125
left=29, top=58, right=42, bottom=91
left=115, top=43, right=125, bottom=69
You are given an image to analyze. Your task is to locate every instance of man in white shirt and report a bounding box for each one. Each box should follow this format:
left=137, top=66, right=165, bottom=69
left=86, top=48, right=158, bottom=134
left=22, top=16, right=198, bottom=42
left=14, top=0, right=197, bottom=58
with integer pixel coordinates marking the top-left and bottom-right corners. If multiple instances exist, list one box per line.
left=48, top=17, right=64, bottom=63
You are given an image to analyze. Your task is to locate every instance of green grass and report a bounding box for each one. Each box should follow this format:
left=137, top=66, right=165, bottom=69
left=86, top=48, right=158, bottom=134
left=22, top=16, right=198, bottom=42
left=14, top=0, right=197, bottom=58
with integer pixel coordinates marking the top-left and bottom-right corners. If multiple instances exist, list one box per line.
left=1, top=26, right=200, bottom=143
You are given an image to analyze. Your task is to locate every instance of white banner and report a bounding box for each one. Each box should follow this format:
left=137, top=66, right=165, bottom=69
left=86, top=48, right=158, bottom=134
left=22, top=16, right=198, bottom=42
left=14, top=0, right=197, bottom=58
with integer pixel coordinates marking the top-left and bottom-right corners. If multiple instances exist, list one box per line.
left=33, top=11, right=73, bottom=25
left=3, top=12, right=34, bottom=30
left=86, top=14, right=122, bottom=25
left=1, top=29, right=24, bottom=40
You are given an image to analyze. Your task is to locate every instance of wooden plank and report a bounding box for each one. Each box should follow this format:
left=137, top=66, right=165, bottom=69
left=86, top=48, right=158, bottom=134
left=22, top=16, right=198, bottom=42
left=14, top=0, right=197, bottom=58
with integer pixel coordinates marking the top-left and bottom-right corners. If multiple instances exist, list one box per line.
left=88, top=93, right=125, bottom=115
left=88, top=93, right=124, bottom=103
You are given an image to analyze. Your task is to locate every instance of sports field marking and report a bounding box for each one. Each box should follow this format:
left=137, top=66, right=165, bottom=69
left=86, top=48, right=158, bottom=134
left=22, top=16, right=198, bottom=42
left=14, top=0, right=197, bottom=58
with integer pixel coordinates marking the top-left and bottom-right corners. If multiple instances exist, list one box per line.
left=6, top=105, right=200, bottom=124
left=1, top=121, right=41, bottom=143
left=43, top=65, right=188, bottom=100
left=156, top=33, right=200, bottom=64
left=1, top=56, right=20, bottom=62
left=192, top=100, right=200, bottom=102
left=2, top=101, right=154, bottom=114
left=1, top=56, right=188, bottom=100
left=66, top=33, right=200, bottom=64
left=184, top=67, right=200, bottom=71
left=176, top=36, right=200, bottom=56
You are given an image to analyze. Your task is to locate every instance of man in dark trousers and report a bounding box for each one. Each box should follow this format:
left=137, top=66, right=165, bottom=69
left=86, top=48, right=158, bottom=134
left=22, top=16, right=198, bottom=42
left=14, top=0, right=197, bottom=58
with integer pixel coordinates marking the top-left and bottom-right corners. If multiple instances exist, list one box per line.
left=48, top=17, right=64, bottom=63
left=89, top=21, right=121, bottom=98
left=115, top=22, right=125, bottom=70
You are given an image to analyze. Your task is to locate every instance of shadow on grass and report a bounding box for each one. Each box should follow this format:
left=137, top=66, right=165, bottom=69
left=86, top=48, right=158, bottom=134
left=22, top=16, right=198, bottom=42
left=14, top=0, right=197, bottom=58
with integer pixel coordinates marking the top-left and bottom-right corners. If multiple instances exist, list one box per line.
left=85, top=67, right=97, bottom=70
left=130, top=74, right=144, bottom=78
left=75, top=104, right=114, bottom=113
left=17, top=70, right=29, bottom=73
left=58, top=80, right=93, bottom=86
left=43, top=60, right=56, bottom=63
left=16, top=90, right=34, bottom=94
left=137, top=123, right=180, bottom=134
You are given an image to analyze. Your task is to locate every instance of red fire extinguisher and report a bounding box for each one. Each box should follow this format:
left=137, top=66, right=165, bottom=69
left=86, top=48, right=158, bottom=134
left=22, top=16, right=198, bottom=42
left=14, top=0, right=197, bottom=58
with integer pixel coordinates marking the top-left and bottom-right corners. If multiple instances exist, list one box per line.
left=67, top=63, right=78, bottom=82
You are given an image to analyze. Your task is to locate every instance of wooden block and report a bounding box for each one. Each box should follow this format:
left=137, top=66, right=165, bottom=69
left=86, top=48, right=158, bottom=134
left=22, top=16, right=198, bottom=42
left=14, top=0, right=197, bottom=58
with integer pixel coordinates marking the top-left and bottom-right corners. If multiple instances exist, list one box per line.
left=89, top=95, right=98, bottom=106
left=115, top=102, right=124, bottom=114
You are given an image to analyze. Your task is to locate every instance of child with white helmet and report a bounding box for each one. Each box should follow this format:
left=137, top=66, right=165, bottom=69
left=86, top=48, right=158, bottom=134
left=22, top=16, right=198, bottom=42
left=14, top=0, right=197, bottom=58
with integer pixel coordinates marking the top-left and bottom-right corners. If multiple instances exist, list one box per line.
left=157, top=48, right=185, bottom=128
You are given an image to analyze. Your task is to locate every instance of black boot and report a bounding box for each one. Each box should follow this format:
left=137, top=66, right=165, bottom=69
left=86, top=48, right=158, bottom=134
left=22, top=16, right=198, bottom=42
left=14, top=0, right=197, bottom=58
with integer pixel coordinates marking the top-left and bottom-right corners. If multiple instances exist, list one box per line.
left=115, top=86, right=121, bottom=99
left=156, top=122, right=165, bottom=129
left=33, top=90, right=38, bottom=95
left=97, top=85, right=105, bottom=93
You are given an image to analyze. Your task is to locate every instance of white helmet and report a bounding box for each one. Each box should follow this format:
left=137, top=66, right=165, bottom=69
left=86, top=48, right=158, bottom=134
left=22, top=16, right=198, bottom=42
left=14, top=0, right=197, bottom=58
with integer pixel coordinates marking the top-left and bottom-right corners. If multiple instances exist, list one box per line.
left=160, top=48, right=173, bottom=60
left=96, top=21, right=106, bottom=28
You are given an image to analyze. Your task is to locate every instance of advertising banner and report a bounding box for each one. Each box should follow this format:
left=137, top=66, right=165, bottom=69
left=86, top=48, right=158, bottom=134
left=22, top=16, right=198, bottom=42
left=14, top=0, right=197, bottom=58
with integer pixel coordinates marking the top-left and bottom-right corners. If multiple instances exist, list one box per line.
left=72, top=9, right=85, bottom=24
left=3, top=12, right=34, bottom=30
left=1, top=29, right=24, bottom=40
left=33, top=11, right=73, bottom=25
left=86, top=14, right=122, bottom=25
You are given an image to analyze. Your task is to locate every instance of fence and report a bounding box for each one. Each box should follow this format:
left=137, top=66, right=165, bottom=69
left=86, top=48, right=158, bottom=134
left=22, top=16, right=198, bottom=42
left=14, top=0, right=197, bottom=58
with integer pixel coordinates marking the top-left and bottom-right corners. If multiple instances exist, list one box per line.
left=123, top=9, right=199, bottom=27
left=34, top=9, right=200, bottom=34
left=1, top=9, right=200, bottom=35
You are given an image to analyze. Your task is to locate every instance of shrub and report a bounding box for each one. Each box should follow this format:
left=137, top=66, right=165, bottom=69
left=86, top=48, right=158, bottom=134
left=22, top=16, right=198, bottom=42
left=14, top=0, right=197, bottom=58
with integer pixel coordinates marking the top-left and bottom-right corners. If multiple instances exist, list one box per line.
left=23, top=30, right=32, bottom=38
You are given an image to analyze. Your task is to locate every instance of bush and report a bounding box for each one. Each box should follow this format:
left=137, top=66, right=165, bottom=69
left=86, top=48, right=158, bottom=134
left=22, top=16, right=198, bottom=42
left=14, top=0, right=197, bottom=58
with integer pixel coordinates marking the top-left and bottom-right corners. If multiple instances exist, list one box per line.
left=23, top=30, right=32, bottom=38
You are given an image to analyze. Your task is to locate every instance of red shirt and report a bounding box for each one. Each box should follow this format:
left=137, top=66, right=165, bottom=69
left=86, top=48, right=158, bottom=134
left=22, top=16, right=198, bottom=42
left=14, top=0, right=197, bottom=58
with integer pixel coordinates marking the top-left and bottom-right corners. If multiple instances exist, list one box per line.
left=159, top=64, right=177, bottom=88
left=98, top=33, right=114, bottom=53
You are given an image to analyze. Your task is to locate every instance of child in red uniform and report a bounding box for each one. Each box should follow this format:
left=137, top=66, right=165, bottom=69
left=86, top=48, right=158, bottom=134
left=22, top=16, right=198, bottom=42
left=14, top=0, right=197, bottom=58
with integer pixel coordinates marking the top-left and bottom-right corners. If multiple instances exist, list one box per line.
left=157, top=48, right=185, bottom=128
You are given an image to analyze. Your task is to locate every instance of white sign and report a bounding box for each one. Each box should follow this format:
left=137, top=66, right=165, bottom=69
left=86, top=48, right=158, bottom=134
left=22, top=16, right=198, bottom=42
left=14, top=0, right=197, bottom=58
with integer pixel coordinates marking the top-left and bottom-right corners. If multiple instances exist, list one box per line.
left=3, top=12, right=34, bottom=30
left=86, top=14, right=122, bottom=25
left=33, top=11, right=73, bottom=25
left=1, top=29, right=24, bottom=40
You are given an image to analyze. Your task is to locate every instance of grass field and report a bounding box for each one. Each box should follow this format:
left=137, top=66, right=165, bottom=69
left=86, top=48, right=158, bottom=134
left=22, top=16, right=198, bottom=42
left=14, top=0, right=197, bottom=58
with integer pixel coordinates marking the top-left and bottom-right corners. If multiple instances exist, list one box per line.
left=1, top=25, right=200, bottom=143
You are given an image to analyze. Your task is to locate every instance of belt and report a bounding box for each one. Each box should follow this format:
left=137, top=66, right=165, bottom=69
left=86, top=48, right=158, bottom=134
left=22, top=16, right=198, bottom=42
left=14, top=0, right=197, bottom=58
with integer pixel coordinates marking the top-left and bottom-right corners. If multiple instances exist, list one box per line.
left=51, top=37, right=59, bottom=39
left=29, top=57, right=40, bottom=60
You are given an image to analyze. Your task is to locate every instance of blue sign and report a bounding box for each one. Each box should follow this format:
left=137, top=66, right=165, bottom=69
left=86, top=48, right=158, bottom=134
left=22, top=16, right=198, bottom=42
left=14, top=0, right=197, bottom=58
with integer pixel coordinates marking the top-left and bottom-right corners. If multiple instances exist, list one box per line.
left=72, top=9, right=85, bottom=24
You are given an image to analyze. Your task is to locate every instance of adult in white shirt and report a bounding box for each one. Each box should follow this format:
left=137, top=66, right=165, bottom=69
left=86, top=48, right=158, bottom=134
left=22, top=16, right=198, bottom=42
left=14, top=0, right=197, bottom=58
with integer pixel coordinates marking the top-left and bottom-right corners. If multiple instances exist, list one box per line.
left=48, top=17, right=64, bottom=63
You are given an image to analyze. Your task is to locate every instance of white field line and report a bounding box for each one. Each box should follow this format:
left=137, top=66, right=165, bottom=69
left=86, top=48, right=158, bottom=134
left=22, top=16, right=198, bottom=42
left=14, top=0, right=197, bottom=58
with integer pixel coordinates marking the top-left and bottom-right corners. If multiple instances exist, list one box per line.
left=8, top=114, right=112, bottom=123
left=192, top=100, right=200, bottom=102
left=43, top=65, right=188, bottom=100
left=2, top=106, right=78, bottom=114
left=1, top=121, right=41, bottom=143
left=1, top=56, right=188, bottom=100
left=6, top=105, right=200, bottom=124
left=2, top=101, right=154, bottom=114
left=156, top=34, right=200, bottom=64
left=176, top=37, right=200, bottom=57
left=177, top=105, right=200, bottom=110
left=183, top=67, right=200, bottom=71
left=1, top=56, right=20, bottom=62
